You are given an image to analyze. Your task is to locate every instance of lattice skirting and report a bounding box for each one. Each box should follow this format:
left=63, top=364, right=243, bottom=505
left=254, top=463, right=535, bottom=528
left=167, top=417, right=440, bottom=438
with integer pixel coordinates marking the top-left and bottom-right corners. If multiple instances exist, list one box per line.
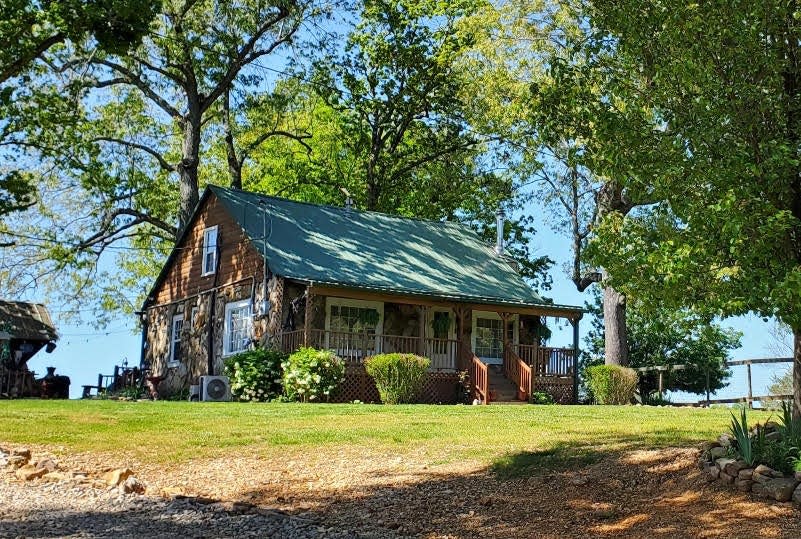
left=533, top=376, right=575, bottom=404
left=330, top=365, right=461, bottom=404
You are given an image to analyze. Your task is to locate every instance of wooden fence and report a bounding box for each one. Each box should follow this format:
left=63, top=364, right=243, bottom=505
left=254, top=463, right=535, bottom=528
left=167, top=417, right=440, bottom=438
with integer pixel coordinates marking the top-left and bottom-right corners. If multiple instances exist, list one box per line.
left=635, top=357, right=793, bottom=407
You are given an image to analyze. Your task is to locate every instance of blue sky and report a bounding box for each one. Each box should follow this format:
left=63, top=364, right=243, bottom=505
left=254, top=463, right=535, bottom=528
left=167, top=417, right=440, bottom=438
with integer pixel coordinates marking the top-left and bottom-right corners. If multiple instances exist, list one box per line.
left=27, top=204, right=793, bottom=401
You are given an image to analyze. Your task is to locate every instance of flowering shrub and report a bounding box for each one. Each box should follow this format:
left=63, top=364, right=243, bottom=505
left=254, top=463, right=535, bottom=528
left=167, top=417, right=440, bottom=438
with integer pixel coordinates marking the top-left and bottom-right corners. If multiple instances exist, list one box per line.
left=282, top=347, right=344, bottom=402
left=224, top=347, right=286, bottom=402
left=364, top=353, right=429, bottom=404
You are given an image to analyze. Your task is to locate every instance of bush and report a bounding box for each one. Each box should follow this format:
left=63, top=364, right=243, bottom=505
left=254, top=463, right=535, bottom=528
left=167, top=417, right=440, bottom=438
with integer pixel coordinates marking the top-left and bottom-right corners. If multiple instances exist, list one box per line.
left=531, top=391, right=555, bottom=405
left=585, top=365, right=638, bottom=404
left=282, top=347, right=344, bottom=402
left=224, top=347, right=286, bottom=402
left=364, top=353, right=430, bottom=404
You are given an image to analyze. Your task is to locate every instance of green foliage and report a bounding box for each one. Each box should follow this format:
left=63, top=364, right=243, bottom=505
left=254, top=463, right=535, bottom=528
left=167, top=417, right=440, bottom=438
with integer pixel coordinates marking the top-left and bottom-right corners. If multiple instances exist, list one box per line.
left=224, top=347, right=286, bottom=402
left=282, top=347, right=344, bottom=403
left=585, top=365, right=638, bottom=405
left=583, top=289, right=737, bottom=395
left=778, top=401, right=801, bottom=447
left=530, top=391, right=554, bottom=405
left=364, top=353, right=430, bottom=404
left=729, top=408, right=755, bottom=466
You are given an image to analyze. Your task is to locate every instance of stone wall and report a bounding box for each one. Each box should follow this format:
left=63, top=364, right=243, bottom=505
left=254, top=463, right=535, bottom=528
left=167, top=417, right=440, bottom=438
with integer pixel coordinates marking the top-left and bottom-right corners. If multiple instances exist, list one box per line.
left=700, top=430, right=801, bottom=505
left=145, top=279, right=264, bottom=397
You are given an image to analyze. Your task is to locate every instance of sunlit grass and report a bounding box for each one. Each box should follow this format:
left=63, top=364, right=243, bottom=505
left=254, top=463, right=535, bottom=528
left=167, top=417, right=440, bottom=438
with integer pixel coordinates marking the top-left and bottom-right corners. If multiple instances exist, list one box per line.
left=0, top=400, right=744, bottom=466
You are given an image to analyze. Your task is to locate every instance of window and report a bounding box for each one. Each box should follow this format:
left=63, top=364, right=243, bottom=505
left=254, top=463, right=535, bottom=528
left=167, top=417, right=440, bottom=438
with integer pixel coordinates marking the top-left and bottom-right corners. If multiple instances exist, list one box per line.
left=201, top=226, right=218, bottom=276
left=190, top=307, right=198, bottom=332
left=471, top=311, right=519, bottom=363
left=169, top=314, right=183, bottom=367
left=223, top=299, right=252, bottom=356
left=474, top=317, right=503, bottom=359
left=325, top=299, right=383, bottom=358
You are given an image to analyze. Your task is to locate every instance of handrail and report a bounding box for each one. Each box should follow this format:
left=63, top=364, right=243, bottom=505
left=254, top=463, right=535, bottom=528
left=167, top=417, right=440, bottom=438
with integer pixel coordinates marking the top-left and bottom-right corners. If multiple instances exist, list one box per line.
left=504, top=347, right=532, bottom=401
left=277, top=329, right=459, bottom=370
left=471, top=355, right=489, bottom=404
left=516, top=344, right=575, bottom=377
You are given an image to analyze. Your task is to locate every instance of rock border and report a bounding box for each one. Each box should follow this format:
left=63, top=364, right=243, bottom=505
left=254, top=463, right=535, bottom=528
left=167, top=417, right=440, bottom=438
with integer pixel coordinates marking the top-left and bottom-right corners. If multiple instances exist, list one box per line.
left=699, top=434, right=801, bottom=505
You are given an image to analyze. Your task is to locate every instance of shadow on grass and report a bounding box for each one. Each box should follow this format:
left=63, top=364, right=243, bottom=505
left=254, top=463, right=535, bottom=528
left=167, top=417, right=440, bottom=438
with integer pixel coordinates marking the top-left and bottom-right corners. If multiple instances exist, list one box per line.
left=491, top=443, right=605, bottom=479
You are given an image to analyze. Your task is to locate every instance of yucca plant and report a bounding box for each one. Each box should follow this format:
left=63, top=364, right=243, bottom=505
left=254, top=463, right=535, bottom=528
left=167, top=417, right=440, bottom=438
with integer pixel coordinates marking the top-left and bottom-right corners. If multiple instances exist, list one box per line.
left=730, top=407, right=755, bottom=466
left=778, top=401, right=801, bottom=446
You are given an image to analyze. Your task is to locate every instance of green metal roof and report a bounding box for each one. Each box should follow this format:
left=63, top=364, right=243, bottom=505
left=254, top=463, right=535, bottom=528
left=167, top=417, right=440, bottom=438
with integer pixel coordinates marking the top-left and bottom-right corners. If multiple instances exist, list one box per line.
left=211, top=185, right=578, bottom=311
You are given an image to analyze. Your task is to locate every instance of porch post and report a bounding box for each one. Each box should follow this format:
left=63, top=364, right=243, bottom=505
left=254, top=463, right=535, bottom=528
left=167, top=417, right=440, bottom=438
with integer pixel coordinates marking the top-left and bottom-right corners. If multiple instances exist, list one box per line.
left=303, top=284, right=315, bottom=347
left=572, top=317, right=580, bottom=404
left=418, top=306, right=427, bottom=356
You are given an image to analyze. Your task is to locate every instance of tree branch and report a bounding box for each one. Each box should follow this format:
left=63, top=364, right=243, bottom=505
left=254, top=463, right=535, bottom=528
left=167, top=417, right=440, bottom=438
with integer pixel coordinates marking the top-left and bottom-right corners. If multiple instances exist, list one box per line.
left=92, top=137, right=176, bottom=172
left=0, top=32, right=65, bottom=84
left=79, top=208, right=177, bottom=249
left=89, top=58, right=183, bottom=119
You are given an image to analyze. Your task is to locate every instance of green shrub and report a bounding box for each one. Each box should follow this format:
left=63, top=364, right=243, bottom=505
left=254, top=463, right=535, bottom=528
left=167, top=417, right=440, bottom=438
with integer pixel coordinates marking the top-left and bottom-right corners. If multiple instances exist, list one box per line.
left=531, top=391, right=555, bottom=405
left=729, top=407, right=755, bottom=465
left=224, top=347, right=286, bottom=402
left=585, top=365, right=638, bottom=405
left=364, top=353, right=430, bottom=404
left=282, top=347, right=344, bottom=402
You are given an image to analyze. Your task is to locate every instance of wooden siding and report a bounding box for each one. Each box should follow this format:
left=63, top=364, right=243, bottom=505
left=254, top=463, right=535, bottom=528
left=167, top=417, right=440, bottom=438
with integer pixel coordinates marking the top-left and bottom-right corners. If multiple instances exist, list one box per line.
left=151, top=194, right=264, bottom=306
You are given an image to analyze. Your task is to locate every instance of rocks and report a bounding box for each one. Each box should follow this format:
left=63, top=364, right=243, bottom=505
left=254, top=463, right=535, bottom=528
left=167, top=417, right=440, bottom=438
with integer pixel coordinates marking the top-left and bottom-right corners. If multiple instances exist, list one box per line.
left=35, top=457, right=58, bottom=472
left=794, top=484, right=801, bottom=504
left=15, top=464, right=48, bottom=481
left=11, top=448, right=31, bottom=460
left=724, top=460, right=749, bottom=477
left=102, top=467, right=134, bottom=487
left=709, top=447, right=727, bottom=459
left=0, top=479, right=362, bottom=539
left=763, top=478, right=799, bottom=502
left=119, top=476, right=146, bottom=495
left=738, top=468, right=754, bottom=480
left=752, top=483, right=768, bottom=498
left=735, top=479, right=754, bottom=492
left=719, top=471, right=735, bottom=485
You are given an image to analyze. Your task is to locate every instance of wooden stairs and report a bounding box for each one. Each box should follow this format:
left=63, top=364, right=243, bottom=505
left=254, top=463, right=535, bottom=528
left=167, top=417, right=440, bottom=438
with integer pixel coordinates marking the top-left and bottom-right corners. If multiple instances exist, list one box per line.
left=487, top=364, right=528, bottom=405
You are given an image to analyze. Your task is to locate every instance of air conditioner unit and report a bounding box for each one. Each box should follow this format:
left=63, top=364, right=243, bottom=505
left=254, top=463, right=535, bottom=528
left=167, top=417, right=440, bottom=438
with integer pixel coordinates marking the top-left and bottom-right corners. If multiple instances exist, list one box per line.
left=199, top=376, right=231, bottom=402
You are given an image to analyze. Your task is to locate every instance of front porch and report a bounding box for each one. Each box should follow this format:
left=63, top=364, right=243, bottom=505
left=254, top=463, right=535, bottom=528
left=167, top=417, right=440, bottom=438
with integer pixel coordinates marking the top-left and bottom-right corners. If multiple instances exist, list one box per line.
left=278, top=327, right=577, bottom=404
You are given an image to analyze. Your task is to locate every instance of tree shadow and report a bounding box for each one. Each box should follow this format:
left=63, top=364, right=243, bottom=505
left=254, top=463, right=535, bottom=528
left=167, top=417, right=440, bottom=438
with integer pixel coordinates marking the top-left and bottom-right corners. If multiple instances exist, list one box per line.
left=231, top=441, right=801, bottom=539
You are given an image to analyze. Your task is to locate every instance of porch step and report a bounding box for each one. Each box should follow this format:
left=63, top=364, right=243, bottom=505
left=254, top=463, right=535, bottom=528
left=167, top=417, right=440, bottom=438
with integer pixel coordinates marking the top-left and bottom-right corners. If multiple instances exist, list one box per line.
left=487, top=364, right=527, bottom=403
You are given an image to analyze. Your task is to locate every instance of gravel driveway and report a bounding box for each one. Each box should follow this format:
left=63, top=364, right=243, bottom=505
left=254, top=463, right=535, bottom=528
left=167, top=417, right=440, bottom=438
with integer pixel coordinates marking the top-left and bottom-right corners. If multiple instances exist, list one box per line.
left=0, top=479, right=388, bottom=539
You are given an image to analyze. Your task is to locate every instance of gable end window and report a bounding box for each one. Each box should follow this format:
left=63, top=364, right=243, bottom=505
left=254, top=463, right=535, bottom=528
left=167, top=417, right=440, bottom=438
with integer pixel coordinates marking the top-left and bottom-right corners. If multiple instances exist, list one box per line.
left=223, top=299, right=252, bottom=356
left=169, top=314, right=184, bottom=367
left=201, top=226, right=218, bottom=276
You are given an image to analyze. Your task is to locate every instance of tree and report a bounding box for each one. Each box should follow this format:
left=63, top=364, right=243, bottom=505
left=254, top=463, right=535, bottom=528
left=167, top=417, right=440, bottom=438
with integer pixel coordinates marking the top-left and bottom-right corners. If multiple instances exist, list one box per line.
left=0, top=0, right=327, bottom=316
left=458, top=0, right=659, bottom=365
left=582, top=1, right=801, bottom=415
left=0, top=0, right=160, bottom=85
left=0, top=0, right=160, bottom=220
left=583, top=290, right=738, bottom=399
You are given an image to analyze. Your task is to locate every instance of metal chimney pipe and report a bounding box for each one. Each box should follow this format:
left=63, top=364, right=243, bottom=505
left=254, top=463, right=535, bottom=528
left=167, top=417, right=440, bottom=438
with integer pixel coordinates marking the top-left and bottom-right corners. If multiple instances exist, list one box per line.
left=495, top=208, right=505, bottom=255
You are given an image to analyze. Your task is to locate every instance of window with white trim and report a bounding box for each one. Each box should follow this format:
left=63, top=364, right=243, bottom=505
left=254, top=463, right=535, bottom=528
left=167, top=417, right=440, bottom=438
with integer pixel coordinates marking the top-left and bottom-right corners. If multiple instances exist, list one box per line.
left=201, top=226, right=218, bottom=276
left=223, top=299, right=252, bottom=356
left=325, top=298, right=383, bottom=357
left=169, top=314, right=183, bottom=367
left=474, top=317, right=503, bottom=359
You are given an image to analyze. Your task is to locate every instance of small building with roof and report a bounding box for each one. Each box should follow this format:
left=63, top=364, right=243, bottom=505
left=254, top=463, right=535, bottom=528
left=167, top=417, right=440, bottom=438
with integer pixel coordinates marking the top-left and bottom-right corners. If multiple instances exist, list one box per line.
left=141, top=185, right=582, bottom=403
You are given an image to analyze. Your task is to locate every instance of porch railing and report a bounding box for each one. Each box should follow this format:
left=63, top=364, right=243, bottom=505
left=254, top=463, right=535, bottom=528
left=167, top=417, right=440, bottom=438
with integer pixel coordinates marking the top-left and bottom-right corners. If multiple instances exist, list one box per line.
left=515, top=344, right=575, bottom=377
left=503, top=347, right=532, bottom=401
left=471, top=355, right=489, bottom=404
left=278, top=329, right=459, bottom=371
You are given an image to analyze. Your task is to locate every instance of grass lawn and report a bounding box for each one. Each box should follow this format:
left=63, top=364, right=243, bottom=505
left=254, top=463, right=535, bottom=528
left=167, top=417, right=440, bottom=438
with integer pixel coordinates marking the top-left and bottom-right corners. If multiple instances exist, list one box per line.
left=0, top=400, right=744, bottom=469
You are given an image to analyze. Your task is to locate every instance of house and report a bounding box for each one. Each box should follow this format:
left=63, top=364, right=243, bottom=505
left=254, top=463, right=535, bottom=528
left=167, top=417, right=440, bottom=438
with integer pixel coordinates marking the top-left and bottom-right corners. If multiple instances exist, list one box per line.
left=140, top=185, right=583, bottom=403
left=0, top=300, right=59, bottom=397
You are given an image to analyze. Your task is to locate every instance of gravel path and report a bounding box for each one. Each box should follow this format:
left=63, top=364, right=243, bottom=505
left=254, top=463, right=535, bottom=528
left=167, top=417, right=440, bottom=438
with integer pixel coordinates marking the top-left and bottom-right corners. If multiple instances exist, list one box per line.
left=0, top=479, right=386, bottom=539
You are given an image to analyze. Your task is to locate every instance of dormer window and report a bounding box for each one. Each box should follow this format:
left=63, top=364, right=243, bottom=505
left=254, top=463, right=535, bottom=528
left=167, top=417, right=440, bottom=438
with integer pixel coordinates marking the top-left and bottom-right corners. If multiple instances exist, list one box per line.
left=202, top=226, right=218, bottom=276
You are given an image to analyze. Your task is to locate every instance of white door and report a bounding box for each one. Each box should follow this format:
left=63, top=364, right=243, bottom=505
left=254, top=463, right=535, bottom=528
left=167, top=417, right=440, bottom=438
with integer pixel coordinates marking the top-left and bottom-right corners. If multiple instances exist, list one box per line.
left=472, top=311, right=518, bottom=365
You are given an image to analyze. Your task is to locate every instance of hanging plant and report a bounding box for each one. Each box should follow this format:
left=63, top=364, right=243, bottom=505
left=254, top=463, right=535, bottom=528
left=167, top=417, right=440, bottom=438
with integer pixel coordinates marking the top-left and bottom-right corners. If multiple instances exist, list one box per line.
left=357, top=308, right=380, bottom=328
left=431, top=312, right=452, bottom=337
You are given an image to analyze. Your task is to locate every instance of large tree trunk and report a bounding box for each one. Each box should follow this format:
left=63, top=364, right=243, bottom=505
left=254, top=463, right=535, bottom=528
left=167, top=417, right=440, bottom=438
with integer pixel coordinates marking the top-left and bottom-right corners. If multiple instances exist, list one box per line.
left=603, top=283, right=628, bottom=366
left=794, top=329, right=801, bottom=419
left=177, top=112, right=201, bottom=230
